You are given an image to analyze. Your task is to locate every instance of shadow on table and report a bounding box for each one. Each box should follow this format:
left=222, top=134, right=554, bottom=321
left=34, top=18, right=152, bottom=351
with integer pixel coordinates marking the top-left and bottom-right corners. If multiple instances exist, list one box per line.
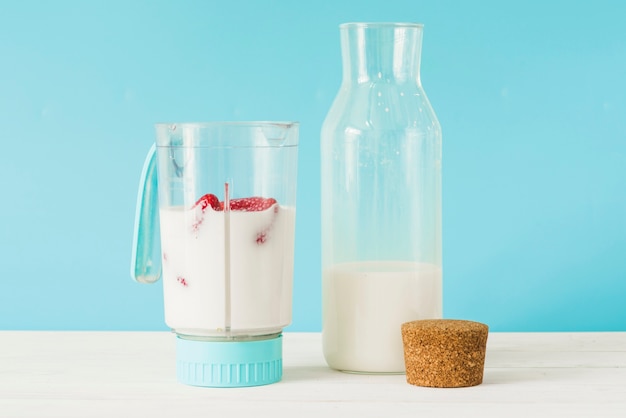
left=282, top=365, right=356, bottom=383
left=483, top=367, right=587, bottom=385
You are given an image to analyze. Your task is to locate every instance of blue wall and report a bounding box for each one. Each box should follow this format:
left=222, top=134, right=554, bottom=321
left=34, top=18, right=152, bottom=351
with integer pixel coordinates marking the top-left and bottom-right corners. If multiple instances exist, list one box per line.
left=1, top=0, right=625, bottom=332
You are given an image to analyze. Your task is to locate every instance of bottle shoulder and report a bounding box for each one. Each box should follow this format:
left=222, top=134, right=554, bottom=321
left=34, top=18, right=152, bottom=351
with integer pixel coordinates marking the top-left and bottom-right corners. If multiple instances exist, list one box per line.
left=322, top=82, right=441, bottom=135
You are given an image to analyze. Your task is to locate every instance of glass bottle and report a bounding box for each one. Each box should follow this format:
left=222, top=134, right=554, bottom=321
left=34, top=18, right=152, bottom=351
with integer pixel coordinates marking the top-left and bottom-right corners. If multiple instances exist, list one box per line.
left=321, top=22, right=442, bottom=373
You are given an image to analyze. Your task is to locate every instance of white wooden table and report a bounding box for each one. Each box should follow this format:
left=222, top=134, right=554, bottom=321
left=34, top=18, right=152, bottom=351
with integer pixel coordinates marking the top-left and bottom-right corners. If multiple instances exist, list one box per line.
left=0, top=332, right=624, bottom=417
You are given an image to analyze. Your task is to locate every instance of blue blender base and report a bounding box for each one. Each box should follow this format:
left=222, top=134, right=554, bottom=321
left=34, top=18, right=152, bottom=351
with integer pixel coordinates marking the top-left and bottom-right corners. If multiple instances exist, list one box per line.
left=175, top=334, right=283, bottom=387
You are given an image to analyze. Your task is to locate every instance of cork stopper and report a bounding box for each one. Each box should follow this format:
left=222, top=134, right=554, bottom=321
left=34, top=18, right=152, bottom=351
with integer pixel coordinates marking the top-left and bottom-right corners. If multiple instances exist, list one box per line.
left=401, top=319, right=489, bottom=388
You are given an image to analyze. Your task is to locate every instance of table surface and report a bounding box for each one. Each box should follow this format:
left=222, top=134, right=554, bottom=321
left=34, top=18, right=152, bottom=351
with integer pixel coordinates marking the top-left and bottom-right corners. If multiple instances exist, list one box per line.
left=1, top=331, right=625, bottom=417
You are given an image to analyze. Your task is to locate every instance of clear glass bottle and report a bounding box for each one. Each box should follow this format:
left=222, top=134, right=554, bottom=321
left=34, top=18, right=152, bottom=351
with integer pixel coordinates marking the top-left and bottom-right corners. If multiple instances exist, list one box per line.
left=321, top=22, right=442, bottom=373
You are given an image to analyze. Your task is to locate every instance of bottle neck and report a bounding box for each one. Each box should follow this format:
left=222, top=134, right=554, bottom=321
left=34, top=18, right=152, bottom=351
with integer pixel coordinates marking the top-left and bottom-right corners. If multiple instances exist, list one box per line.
left=340, top=23, right=423, bottom=84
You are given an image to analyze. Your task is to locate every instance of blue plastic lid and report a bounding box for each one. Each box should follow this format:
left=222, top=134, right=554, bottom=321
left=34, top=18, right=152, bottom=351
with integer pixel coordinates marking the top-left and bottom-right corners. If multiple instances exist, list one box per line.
left=176, top=334, right=283, bottom=387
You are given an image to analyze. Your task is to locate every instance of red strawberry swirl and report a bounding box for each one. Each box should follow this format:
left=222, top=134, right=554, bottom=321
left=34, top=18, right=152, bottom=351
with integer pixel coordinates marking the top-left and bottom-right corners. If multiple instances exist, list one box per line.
left=256, top=204, right=279, bottom=244
left=190, top=193, right=280, bottom=243
left=191, top=193, right=221, bottom=232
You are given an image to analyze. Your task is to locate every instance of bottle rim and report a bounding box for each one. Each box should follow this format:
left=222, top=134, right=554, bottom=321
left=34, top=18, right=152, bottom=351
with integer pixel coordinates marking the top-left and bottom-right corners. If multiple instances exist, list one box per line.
left=340, top=22, right=424, bottom=30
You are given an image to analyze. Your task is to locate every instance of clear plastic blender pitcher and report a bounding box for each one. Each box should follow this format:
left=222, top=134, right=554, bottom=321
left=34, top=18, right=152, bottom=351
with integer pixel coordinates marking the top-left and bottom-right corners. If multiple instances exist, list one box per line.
left=131, top=122, right=299, bottom=387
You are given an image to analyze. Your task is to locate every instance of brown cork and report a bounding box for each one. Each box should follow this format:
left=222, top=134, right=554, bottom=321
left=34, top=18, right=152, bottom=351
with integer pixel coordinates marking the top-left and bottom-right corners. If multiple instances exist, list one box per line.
left=401, top=319, right=489, bottom=388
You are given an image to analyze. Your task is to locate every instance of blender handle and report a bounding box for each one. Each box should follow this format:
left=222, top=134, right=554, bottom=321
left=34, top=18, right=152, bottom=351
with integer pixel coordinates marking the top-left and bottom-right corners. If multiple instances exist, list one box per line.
left=130, top=144, right=162, bottom=284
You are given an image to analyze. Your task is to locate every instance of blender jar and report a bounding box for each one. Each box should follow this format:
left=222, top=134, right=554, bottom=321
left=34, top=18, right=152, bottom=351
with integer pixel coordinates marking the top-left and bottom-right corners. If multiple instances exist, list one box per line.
left=132, top=121, right=299, bottom=387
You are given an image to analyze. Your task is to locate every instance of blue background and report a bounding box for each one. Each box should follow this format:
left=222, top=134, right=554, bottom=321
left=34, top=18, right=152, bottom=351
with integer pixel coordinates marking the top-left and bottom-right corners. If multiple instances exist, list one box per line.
left=1, top=0, right=625, bottom=332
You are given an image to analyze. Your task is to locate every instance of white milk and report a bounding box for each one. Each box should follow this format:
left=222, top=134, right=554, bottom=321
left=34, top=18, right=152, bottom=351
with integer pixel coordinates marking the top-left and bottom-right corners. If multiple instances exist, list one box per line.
left=159, top=203, right=296, bottom=337
left=323, top=261, right=442, bottom=373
